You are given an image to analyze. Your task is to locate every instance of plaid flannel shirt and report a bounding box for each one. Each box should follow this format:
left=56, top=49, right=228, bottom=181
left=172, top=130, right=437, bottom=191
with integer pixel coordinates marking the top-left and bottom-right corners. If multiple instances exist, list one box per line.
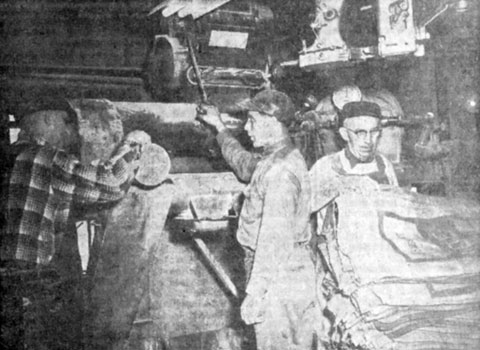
left=2, top=141, right=133, bottom=265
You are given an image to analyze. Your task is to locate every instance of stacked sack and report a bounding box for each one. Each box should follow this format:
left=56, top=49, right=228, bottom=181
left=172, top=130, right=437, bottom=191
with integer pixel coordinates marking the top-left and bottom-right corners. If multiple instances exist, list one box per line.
left=314, top=177, right=480, bottom=350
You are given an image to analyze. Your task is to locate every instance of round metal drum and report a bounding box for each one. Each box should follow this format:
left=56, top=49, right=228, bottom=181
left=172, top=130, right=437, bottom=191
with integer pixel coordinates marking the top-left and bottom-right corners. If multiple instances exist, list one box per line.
left=135, top=143, right=171, bottom=187
left=143, top=35, right=189, bottom=98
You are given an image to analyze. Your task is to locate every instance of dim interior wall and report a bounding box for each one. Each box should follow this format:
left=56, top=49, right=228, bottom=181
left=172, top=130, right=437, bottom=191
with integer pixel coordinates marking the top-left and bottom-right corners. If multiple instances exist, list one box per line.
left=0, top=0, right=155, bottom=105
left=429, top=4, right=479, bottom=198
left=395, top=56, right=440, bottom=186
left=435, top=50, right=480, bottom=198
left=0, top=1, right=151, bottom=68
left=436, top=52, right=478, bottom=140
left=394, top=44, right=479, bottom=197
left=396, top=56, right=438, bottom=117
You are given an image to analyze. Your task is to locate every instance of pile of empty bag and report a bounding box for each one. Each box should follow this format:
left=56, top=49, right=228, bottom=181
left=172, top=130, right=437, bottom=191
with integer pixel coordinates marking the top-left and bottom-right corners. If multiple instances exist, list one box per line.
left=313, top=176, right=480, bottom=350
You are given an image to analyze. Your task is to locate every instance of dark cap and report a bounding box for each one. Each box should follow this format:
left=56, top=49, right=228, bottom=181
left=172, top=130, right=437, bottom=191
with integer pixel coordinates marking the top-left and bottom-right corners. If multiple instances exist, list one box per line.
left=236, top=90, right=295, bottom=126
left=340, top=101, right=381, bottom=125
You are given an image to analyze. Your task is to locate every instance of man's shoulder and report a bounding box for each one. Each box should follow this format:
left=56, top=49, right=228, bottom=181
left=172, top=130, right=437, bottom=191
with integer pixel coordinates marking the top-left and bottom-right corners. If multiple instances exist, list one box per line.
left=12, top=142, right=54, bottom=162
left=376, top=153, right=399, bottom=186
left=278, top=147, right=308, bottom=170
left=265, top=147, right=307, bottom=180
left=377, top=153, right=395, bottom=167
left=309, top=150, right=342, bottom=176
left=314, top=151, right=340, bottom=164
left=14, top=143, right=82, bottom=173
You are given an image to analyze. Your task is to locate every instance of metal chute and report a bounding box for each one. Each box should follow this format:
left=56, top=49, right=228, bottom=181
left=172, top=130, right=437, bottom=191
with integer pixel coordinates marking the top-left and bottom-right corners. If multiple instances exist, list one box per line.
left=149, top=0, right=232, bottom=19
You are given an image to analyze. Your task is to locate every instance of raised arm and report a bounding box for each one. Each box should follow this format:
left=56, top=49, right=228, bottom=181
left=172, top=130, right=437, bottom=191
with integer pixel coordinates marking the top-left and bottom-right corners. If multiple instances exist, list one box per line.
left=216, top=130, right=259, bottom=182
left=197, top=105, right=259, bottom=182
left=52, top=131, right=149, bottom=205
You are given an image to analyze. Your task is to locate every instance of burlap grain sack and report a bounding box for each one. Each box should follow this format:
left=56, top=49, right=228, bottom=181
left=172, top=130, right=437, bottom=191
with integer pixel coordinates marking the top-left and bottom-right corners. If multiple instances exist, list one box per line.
left=69, top=99, right=124, bottom=164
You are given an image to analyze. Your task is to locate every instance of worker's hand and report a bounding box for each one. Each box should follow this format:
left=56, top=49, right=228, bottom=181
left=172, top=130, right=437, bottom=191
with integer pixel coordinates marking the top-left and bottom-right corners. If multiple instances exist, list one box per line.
left=123, top=130, right=151, bottom=161
left=196, top=105, right=226, bottom=133
left=327, top=293, right=359, bottom=342
left=109, top=131, right=149, bottom=165
left=108, top=143, right=137, bottom=167
left=241, top=293, right=267, bottom=325
left=125, top=130, right=151, bottom=151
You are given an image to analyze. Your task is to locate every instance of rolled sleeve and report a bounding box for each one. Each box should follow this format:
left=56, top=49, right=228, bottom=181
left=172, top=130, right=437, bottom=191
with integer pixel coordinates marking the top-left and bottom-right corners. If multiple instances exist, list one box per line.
left=52, top=151, right=133, bottom=205
left=217, top=130, right=259, bottom=182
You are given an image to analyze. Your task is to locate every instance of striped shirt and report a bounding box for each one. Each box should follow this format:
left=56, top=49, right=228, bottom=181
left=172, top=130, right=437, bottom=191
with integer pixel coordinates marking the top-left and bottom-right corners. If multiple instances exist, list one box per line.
left=2, top=141, right=133, bottom=265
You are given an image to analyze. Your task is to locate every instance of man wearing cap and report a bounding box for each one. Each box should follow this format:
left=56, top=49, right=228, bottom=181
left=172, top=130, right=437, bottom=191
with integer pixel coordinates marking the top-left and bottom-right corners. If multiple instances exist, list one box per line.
left=304, top=85, right=363, bottom=162
left=198, top=90, right=321, bottom=350
left=310, top=100, right=398, bottom=189
left=1, top=99, right=148, bottom=349
left=308, top=101, right=398, bottom=346
left=315, top=85, right=363, bottom=122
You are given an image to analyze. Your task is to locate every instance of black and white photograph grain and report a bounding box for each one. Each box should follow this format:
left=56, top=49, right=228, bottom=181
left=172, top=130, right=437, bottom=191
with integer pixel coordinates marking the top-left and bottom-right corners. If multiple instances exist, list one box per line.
left=0, top=0, right=479, bottom=349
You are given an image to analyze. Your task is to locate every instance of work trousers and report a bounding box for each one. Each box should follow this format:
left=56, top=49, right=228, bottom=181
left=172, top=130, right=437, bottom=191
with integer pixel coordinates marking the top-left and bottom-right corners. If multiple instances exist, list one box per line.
left=243, top=245, right=322, bottom=350
left=1, top=225, right=83, bottom=350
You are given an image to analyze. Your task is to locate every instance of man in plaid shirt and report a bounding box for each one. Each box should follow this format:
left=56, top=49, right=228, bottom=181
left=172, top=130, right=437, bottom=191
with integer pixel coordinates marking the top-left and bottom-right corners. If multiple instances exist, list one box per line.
left=1, top=99, right=148, bottom=349
left=2, top=110, right=144, bottom=268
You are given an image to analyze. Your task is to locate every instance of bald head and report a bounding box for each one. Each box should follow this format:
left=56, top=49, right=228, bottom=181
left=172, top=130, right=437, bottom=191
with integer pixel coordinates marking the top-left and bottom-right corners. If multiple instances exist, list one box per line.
left=332, top=85, right=362, bottom=110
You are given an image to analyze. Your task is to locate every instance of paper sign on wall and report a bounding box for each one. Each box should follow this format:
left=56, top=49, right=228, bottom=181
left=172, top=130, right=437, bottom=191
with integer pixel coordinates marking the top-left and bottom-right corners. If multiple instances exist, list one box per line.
left=209, top=30, right=249, bottom=49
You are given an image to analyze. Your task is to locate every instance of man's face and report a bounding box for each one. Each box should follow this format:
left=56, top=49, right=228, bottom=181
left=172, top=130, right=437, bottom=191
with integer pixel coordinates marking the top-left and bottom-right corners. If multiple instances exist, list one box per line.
left=244, top=111, right=279, bottom=148
left=339, top=116, right=382, bottom=162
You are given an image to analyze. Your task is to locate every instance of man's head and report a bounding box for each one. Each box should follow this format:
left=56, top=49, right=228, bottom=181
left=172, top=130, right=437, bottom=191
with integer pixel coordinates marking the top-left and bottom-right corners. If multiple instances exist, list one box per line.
left=19, top=98, right=79, bottom=153
left=332, top=85, right=362, bottom=110
left=237, top=90, right=294, bottom=148
left=339, top=101, right=382, bottom=162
